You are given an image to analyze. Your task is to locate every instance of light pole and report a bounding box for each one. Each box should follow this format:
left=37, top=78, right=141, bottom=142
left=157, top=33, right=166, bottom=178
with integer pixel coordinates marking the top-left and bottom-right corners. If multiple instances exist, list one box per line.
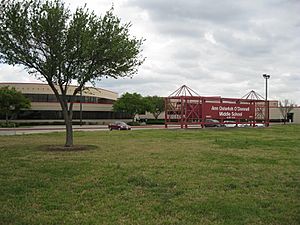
left=80, top=89, right=83, bottom=126
left=262, top=74, right=270, bottom=101
left=262, top=74, right=271, bottom=126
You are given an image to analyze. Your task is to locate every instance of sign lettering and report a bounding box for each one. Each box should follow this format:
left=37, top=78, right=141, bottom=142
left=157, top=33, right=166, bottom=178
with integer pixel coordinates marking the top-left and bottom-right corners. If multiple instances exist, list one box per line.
left=205, top=103, right=254, bottom=119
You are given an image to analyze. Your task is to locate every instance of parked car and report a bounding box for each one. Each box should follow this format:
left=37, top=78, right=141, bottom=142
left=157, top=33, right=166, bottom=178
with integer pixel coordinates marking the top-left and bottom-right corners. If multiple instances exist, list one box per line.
left=237, top=123, right=265, bottom=127
left=237, top=123, right=251, bottom=128
left=108, top=121, right=131, bottom=130
left=223, top=120, right=237, bottom=128
left=204, top=119, right=223, bottom=127
left=254, top=123, right=265, bottom=127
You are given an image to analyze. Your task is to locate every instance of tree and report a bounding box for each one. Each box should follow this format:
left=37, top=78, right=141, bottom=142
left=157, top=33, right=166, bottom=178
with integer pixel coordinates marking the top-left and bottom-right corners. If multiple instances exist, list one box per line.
left=0, top=86, right=31, bottom=124
left=113, top=92, right=146, bottom=121
left=0, top=0, right=144, bottom=147
left=279, top=99, right=294, bottom=124
left=144, top=96, right=164, bottom=120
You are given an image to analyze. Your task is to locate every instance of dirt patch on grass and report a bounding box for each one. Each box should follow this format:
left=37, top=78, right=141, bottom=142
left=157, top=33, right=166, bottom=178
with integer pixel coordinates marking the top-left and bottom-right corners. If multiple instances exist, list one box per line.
left=41, top=145, right=97, bottom=152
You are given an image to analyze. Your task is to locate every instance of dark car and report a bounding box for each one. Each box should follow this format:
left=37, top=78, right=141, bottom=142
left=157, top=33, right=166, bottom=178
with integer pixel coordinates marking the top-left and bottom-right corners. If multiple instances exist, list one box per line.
left=108, top=121, right=131, bottom=130
left=204, top=119, right=223, bottom=127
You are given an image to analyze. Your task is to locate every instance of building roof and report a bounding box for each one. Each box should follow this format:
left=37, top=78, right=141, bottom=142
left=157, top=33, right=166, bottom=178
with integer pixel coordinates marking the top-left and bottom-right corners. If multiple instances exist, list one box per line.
left=0, top=82, right=118, bottom=100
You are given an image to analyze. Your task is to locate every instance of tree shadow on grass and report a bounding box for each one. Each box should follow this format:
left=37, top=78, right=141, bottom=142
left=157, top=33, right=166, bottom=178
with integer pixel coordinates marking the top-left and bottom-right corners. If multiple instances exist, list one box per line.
left=38, top=145, right=98, bottom=152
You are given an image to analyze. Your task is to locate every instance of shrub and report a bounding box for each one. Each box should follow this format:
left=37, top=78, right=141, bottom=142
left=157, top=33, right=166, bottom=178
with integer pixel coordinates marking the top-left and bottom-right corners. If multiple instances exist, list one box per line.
left=146, top=119, right=165, bottom=125
left=0, top=122, right=18, bottom=128
left=127, top=121, right=140, bottom=126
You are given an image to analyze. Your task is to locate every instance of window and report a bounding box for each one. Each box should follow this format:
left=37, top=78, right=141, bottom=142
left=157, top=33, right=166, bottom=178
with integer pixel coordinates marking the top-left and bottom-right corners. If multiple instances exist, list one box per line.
left=23, top=93, right=114, bottom=104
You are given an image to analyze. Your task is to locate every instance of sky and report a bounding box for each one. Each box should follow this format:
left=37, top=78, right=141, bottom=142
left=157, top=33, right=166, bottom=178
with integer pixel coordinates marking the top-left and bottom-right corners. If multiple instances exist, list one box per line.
left=0, top=0, right=299, bottom=103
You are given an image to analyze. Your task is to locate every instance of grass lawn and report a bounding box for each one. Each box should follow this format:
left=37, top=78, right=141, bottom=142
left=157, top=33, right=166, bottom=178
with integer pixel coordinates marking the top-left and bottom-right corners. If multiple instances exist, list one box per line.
left=0, top=125, right=299, bottom=225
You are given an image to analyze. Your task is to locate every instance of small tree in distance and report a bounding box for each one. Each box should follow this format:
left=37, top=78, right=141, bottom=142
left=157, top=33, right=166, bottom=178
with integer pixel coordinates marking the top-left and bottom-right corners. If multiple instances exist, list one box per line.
left=0, top=0, right=144, bottom=147
left=0, top=86, right=31, bottom=125
left=113, top=92, right=146, bottom=121
left=144, top=96, right=164, bottom=120
left=279, top=99, right=294, bottom=124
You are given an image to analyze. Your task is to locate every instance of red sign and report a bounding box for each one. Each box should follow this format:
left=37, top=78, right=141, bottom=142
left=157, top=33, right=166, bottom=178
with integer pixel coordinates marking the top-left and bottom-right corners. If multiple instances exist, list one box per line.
left=204, top=103, right=255, bottom=119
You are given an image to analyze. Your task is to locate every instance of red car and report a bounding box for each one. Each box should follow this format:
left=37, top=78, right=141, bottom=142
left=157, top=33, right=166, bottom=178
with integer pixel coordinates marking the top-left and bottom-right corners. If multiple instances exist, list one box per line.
left=108, top=121, right=131, bottom=130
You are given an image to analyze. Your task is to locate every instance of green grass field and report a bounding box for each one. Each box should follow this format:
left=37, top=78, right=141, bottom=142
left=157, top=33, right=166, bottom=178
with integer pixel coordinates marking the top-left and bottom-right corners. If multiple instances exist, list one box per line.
left=0, top=125, right=299, bottom=225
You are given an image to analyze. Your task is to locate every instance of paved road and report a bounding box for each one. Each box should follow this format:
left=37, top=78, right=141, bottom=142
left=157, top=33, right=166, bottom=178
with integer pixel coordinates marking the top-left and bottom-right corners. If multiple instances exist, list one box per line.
left=0, top=125, right=165, bottom=135
left=0, top=123, right=276, bottom=136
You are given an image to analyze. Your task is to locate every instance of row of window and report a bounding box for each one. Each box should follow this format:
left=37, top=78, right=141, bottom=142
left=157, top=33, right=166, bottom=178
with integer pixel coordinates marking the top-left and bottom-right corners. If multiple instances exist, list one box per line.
left=23, top=94, right=114, bottom=104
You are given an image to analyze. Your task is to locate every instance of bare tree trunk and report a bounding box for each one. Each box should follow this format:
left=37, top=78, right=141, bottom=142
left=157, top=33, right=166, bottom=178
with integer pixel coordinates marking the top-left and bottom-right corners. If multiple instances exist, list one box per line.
left=62, top=109, right=73, bottom=147
left=47, top=82, right=75, bottom=147
left=59, top=99, right=74, bottom=147
left=153, top=111, right=161, bottom=120
left=5, top=112, right=8, bottom=124
left=64, top=115, right=73, bottom=147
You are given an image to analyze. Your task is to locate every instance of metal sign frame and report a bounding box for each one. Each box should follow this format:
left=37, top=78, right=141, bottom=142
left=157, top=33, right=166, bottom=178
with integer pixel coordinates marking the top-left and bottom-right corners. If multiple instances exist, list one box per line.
left=165, top=86, right=269, bottom=128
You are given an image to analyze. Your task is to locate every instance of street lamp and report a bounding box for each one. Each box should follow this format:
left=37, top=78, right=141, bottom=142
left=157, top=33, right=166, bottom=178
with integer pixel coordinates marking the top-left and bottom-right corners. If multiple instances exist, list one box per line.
left=262, top=74, right=271, bottom=126
left=80, top=89, right=83, bottom=126
left=262, top=74, right=271, bottom=101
